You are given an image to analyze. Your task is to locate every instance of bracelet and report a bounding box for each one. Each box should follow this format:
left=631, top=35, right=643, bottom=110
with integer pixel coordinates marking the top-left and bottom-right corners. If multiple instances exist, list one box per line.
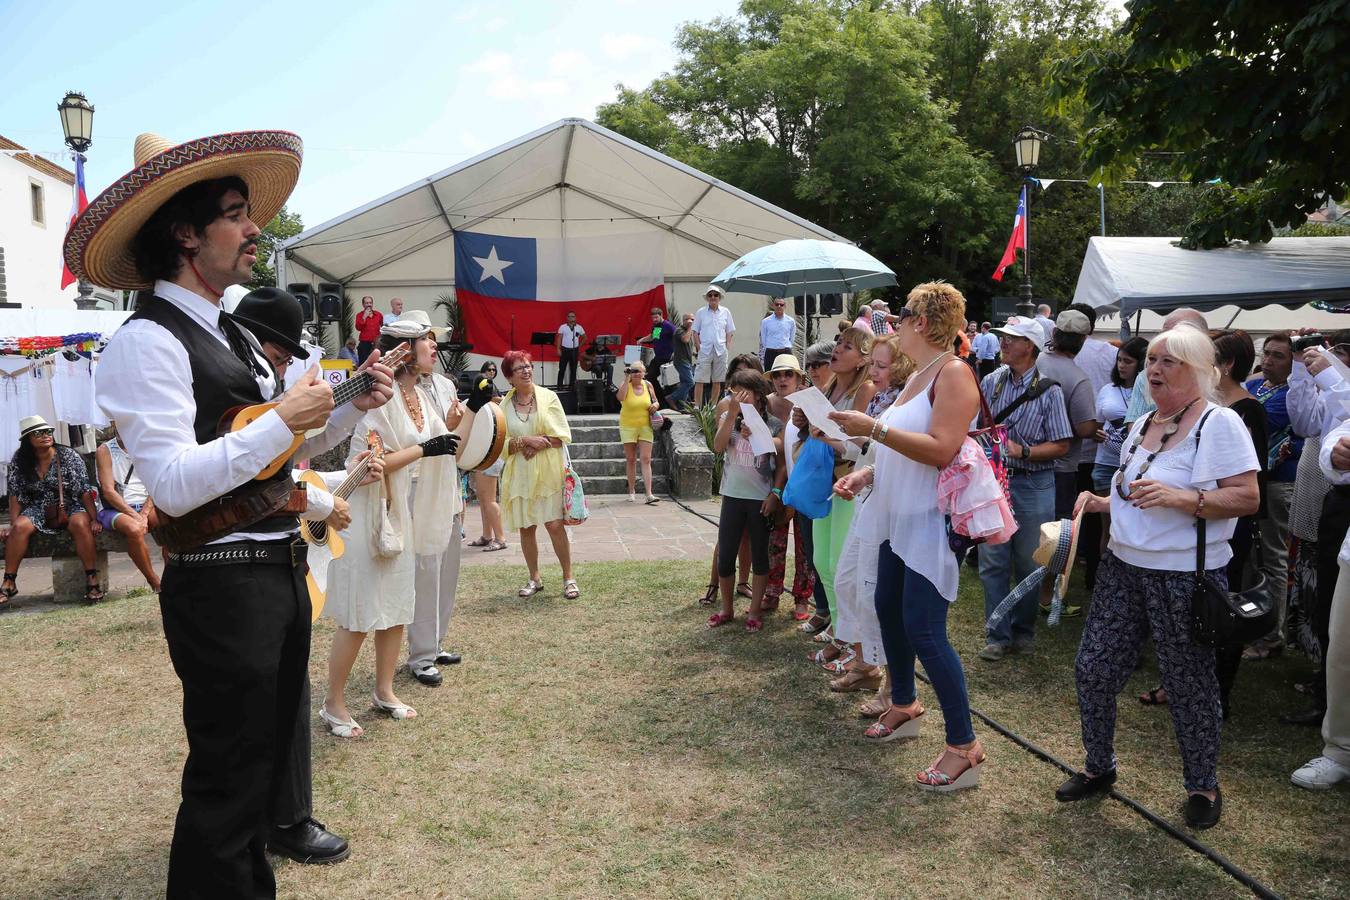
left=879, top=423, right=889, bottom=442
left=1194, top=489, right=1206, bottom=517
left=771, top=487, right=783, bottom=498
left=870, top=418, right=883, bottom=442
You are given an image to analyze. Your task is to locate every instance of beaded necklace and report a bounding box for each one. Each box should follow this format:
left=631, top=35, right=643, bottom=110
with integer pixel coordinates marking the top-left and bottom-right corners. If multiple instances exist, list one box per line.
left=1113, top=398, right=1201, bottom=500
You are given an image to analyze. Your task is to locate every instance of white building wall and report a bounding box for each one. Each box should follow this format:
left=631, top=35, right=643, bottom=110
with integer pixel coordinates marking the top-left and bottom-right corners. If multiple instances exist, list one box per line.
left=0, top=152, right=76, bottom=309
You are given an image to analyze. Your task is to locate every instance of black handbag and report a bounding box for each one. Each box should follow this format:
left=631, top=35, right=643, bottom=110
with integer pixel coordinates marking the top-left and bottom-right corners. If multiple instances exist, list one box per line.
left=1188, top=410, right=1275, bottom=647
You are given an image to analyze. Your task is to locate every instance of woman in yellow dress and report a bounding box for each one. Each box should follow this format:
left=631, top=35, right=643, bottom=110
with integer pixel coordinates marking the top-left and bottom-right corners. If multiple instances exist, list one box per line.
left=500, top=350, right=577, bottom=599
left=617, top=359, right=662, bottom=504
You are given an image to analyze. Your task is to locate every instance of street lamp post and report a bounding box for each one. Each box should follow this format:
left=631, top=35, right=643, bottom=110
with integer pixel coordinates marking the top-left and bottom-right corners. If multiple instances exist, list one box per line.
left=1012, top=125, right=1044, bottom=319
left=57, top=91, right=98, bottom=310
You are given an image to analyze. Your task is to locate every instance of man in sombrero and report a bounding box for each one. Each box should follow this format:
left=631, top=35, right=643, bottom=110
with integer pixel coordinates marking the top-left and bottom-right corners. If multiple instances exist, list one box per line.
left=66, top=130, right=394, bottom=897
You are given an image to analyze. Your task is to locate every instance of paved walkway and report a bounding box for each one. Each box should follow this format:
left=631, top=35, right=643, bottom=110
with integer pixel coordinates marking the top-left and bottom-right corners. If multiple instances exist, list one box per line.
left=0, top=496, right=722, bottom=615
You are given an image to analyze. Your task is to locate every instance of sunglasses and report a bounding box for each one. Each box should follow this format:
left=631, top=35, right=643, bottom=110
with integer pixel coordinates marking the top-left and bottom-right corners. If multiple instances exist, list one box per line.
left=806, top=360, right=829, bottom=369
left=892, top=307, right=916, bottom=324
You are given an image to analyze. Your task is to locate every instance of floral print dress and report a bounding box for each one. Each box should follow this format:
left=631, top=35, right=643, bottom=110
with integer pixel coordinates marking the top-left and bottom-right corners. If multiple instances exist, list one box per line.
left=8, top=444, right=94, bottom=534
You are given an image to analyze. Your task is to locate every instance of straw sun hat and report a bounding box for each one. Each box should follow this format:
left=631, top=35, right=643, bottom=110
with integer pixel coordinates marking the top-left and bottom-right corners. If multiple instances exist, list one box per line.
left=62, top=130, right=303, bottom=290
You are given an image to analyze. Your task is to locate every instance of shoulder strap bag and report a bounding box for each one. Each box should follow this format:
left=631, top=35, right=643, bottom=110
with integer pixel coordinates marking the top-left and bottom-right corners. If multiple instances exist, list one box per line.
left=1188, top=409, right=1275, bottom=647
left=44, top=450, right=70, bottom=530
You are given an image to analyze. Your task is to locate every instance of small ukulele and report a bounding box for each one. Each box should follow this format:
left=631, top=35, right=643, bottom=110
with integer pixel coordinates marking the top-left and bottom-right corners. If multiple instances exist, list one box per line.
left=222, top=342, right=410, bottom=480
left=299, top=432, right=385, bottom=623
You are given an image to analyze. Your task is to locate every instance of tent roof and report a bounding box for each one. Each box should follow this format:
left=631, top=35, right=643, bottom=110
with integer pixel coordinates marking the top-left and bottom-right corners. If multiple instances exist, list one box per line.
left=1073, top=236, right=1350, bottom=316
left=277, top=118, right=847, bottom=287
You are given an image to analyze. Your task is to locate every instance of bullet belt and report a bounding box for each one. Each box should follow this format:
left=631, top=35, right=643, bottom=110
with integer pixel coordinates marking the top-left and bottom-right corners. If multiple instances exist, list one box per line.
left=165, top=538, right=308, bottom=568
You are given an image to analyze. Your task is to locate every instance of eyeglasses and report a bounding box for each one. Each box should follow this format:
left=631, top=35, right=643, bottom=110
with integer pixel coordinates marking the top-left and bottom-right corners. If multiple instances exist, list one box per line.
left=806, top=360, right=829, bottom=369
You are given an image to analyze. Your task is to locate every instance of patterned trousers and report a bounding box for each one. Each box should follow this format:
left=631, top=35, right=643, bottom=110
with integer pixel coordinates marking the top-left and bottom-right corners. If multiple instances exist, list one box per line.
left=1075, top=551, right=1224, bottom=791
left=766, top=513, right=815, bottom=604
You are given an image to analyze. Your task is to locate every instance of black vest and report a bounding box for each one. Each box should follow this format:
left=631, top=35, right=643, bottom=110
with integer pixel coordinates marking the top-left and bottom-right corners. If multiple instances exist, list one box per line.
left=130, top=294, right=294, bottom=537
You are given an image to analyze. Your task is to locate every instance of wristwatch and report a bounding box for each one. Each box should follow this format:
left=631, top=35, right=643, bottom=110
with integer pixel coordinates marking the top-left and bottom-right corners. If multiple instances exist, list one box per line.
left=1021, top=442, right=1032, bottom=460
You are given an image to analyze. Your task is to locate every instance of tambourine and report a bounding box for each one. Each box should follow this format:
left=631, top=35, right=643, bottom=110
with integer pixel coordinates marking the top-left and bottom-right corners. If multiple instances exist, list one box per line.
left=453, top=399, right=506, bottom=471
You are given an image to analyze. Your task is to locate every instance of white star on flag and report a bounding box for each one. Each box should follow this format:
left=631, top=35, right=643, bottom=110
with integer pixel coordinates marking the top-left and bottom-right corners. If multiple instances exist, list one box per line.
left=473, top=246, right=514, bottom=285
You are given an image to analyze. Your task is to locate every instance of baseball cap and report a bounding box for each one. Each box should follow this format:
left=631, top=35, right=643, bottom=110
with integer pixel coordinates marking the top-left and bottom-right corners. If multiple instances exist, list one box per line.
left=704, top=285, right=724, bottom=297
left=1055, top=310, right=1092, bottom=335
left=994, top=316, right=1047, bottom=348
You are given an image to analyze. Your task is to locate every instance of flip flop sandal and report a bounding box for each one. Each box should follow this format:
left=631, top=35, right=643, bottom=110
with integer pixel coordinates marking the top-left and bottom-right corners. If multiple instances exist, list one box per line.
left=698, top=584, right=717, bottom=606
left=518, top=579, right=544, bottom=598
left=563, top=579, right=581, bottom=600
left=467, top=536, right=491, bottom=547
left=0, top=573, right=17, bottom=603
left=706, top=612, right=734, bottom=628
left=83, top=570, right=105, bottom=604
left=1138, top=687, right=1168, bottom=706
left=744, top=617, right=763, bottom=633
left=735, top=582, right=753, bottom=599
left=793, top=605, right=810, bottom=621
left=319, top=708, right=363, bottom=738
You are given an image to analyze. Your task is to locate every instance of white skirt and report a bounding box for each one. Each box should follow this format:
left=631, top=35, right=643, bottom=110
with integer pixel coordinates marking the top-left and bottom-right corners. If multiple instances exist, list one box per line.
left=832, top=527, right=887, bottom=666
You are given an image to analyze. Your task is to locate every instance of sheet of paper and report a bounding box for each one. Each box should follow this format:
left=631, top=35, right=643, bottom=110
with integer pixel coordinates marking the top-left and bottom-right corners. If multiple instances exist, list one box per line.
left=787, top=386, right=849, bottom=441
left=739, top=402, right=776, bottom=455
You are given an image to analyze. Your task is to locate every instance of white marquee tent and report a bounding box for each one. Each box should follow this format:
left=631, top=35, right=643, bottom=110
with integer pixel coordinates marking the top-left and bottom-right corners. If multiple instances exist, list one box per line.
left=276, top=118, right=847, bottom=366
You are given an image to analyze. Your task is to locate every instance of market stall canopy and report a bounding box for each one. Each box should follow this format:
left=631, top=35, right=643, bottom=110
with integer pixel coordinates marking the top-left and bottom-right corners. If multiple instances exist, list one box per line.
left=276, top=118, right=847, bottom=289
left=0, top=308, right=131, bottom=339
left=1073, top=236, right=1350, bottom=316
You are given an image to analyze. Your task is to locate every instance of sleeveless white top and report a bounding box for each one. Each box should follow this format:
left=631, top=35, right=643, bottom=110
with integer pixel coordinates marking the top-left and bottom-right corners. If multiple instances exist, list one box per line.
left=853, top=383, right=960, bottom=602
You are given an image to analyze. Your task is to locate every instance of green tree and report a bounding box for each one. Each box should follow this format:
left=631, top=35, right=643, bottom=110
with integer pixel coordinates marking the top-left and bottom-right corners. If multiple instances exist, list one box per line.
left=1050, top=0, right=1350, bottom=247
left=247, top=206, right=303, bottom=289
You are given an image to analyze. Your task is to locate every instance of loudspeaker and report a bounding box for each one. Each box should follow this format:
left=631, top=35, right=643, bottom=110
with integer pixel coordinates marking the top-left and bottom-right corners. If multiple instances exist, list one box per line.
left=793, top=295, right=816, bottom=316
left=819, top=293, right=843, bottom=315
left=287, top=283, right=315, bottom=321
left=317, top=282, right=342, bottom=322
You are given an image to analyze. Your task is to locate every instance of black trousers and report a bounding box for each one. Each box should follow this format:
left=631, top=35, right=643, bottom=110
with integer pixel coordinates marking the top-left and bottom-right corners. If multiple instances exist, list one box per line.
left=159, top=544, right=311, bottom=899
left=977, top=358, right=999, bottom=379
left=558, top=347, right=579, bottom=389
left=357, top=341, right=375, bottom=365
left=762, top=348, right=791, bottom=371
left=1076, top=462, right=1103, bottom=592
left=718, top=496, right=771, bottom=577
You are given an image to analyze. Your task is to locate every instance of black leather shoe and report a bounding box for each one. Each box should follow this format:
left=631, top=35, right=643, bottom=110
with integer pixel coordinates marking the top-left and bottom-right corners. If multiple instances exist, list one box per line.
left=268, top=818, right=350, bottom=864
left=1280, top=708, right=1326, bottom=727
left=1055, top=769, right=1117, bottom=802
left=411, top=664, right=443, bottom=686
left=435, top=650, right=462, bottom=666
left=1182, top=789, right=1222, bottom=830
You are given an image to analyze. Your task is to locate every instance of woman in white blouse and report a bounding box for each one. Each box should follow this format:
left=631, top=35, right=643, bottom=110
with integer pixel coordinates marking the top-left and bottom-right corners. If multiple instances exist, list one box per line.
left=1059, top=327, right=1259, bottom=830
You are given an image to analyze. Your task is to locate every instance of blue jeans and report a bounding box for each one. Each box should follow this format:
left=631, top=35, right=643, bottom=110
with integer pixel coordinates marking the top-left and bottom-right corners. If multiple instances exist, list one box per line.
left=1091, top=462, right=1116, bottom=494
left=874, top=541, right=975, bottom=746
left=670, top=360, right=695, bottom=405
left=979, top=467, right=1055, bottom=647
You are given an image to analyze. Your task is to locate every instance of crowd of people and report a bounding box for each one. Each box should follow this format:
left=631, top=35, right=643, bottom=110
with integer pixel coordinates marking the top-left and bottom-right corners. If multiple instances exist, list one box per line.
left=681, top=285, right=1350, bottom=825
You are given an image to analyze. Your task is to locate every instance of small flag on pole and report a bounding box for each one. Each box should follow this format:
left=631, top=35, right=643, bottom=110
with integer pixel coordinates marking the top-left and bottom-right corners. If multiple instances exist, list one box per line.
left=992, top=186, right=1027, bottom=282
left=60, top=153, right=89, bottom=289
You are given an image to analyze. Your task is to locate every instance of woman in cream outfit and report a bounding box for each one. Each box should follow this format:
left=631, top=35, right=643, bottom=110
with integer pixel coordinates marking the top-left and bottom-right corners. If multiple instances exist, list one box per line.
left=321, top=318, right=463, bottom=737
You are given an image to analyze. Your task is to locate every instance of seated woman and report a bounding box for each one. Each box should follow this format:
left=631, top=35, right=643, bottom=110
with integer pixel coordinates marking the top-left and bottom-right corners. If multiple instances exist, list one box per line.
left=95, top=427, right=161, bottom=594
left=2, top=415, right=104, bottom=604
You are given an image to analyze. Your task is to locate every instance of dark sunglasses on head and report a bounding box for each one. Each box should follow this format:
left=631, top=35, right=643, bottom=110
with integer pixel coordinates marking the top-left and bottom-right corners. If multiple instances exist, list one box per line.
left=892, top=306, right=916, bottom=324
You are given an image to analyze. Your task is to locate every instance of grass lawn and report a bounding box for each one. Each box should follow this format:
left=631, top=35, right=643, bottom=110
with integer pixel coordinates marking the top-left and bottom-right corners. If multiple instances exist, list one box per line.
left=1, top=561, right=1346, bottom=898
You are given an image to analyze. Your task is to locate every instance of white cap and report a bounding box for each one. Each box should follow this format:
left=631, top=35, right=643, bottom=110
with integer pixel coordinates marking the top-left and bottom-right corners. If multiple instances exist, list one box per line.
left=994, top=316, right=1047, bottom=349
left=704, top=284, right=724, bottom=298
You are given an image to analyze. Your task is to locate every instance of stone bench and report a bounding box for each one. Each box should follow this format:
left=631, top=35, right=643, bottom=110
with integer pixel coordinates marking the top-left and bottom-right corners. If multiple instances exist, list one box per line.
left=0, top=530, right=130, bottom=603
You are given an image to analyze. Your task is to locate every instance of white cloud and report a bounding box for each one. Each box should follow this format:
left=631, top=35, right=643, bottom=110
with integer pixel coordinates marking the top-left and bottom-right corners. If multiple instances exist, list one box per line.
left=461, top=51, right=569, bottom=100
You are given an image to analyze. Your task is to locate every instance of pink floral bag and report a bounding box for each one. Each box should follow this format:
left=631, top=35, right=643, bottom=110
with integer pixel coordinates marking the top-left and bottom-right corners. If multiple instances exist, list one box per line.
left=561, top=445, right=589, bottom=525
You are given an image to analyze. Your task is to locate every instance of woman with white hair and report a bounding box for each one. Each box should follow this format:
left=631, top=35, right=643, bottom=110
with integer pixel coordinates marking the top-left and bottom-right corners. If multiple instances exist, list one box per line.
left=1058, top=327, right=1260, bottom=830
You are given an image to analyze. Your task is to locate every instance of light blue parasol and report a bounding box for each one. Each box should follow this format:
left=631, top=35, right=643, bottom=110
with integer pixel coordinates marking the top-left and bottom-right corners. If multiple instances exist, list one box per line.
left=711, top=238, right=897, bottom=297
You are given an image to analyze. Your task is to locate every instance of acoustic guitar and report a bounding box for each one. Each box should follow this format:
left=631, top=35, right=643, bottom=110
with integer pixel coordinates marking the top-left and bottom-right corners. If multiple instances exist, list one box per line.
left=299, top=431, right=385, bottom=623
left=222, top=342, right=411, bottom=481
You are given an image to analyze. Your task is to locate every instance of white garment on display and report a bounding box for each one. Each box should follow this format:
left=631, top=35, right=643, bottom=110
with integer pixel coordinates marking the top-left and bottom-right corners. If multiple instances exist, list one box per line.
left=52, top=354, right=107, bottom=426
left=0, top=358, right=35, bottom=462
left=27, top=361, right=59, bottom=429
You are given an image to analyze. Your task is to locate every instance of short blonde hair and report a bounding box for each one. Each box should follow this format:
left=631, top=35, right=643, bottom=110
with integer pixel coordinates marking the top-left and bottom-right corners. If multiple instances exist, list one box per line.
left=870, top=333, right=914, bottom=389
left=905, top=281, right=966, bottom=349
left=826, top=326, right=874, bottom=398
left=1148, top=327, right=1219, bottom=402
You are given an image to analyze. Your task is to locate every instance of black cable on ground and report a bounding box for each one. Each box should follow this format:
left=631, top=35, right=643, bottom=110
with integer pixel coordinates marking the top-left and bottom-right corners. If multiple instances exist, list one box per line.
left=914, top=672, right=1282, bottom=900
left=664, top=485, right=720, bottom=527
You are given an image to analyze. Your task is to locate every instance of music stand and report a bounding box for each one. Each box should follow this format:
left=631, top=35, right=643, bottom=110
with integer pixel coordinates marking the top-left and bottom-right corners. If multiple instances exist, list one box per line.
left=530, top=331, right=555, bottom=384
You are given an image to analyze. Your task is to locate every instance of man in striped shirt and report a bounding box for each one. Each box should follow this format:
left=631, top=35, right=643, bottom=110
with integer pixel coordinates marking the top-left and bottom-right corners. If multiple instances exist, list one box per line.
left=977, top=316, right=1074, bottom=661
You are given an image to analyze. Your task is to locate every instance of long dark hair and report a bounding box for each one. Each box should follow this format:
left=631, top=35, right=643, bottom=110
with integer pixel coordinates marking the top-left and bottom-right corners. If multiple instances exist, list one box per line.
left=1112, top=337, right=1148, bottom=386
left=10, top=433, right=62, bottom=484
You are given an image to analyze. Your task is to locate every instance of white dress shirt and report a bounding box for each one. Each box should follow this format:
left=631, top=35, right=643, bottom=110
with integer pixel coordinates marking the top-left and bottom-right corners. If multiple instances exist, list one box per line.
left=759, top=312, right=796, bottom=351
left=693, top=306, right=735, bottom=358
left=973, top=331, right=1000, bottom=360
left=96, top=280, right=362, bottom=542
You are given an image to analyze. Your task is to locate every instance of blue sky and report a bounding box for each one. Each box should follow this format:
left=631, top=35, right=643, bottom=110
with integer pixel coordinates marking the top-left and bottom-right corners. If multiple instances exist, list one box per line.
left=0, top=0, right=737, bottom=230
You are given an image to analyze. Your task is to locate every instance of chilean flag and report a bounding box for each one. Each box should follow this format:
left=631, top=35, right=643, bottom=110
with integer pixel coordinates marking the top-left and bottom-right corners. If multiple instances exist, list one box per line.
left=991, top=186, right=1027, bottom=282
left=453, top=230, right=665, bottom=360
left=60, top=153, right=89, bottom=289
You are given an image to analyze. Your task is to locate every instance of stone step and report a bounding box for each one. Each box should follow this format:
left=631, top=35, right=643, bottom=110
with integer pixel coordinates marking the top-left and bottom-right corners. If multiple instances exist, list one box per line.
left=570, top=457, right=668, bottom=478
left=580, top=475, right=669, bottom=495
left=566, top=440, right=666, bottom=460
left=570, top=424, right=623, bottom=443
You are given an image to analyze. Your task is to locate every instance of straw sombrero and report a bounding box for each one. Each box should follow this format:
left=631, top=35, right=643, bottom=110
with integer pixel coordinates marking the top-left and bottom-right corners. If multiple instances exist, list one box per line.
left=1032, top=504, right=1084, bottom=603
left=63, top=130, right=303, bottom=290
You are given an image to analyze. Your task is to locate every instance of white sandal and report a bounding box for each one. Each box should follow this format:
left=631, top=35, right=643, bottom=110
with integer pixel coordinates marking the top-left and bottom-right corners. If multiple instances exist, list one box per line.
left=371, top=693, right=417, bottom=720
left=518, top=578, right=544, bottom=597
left=319, top=707, right=363, bottom=738
left=563, top=579, right=580, bottom=599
